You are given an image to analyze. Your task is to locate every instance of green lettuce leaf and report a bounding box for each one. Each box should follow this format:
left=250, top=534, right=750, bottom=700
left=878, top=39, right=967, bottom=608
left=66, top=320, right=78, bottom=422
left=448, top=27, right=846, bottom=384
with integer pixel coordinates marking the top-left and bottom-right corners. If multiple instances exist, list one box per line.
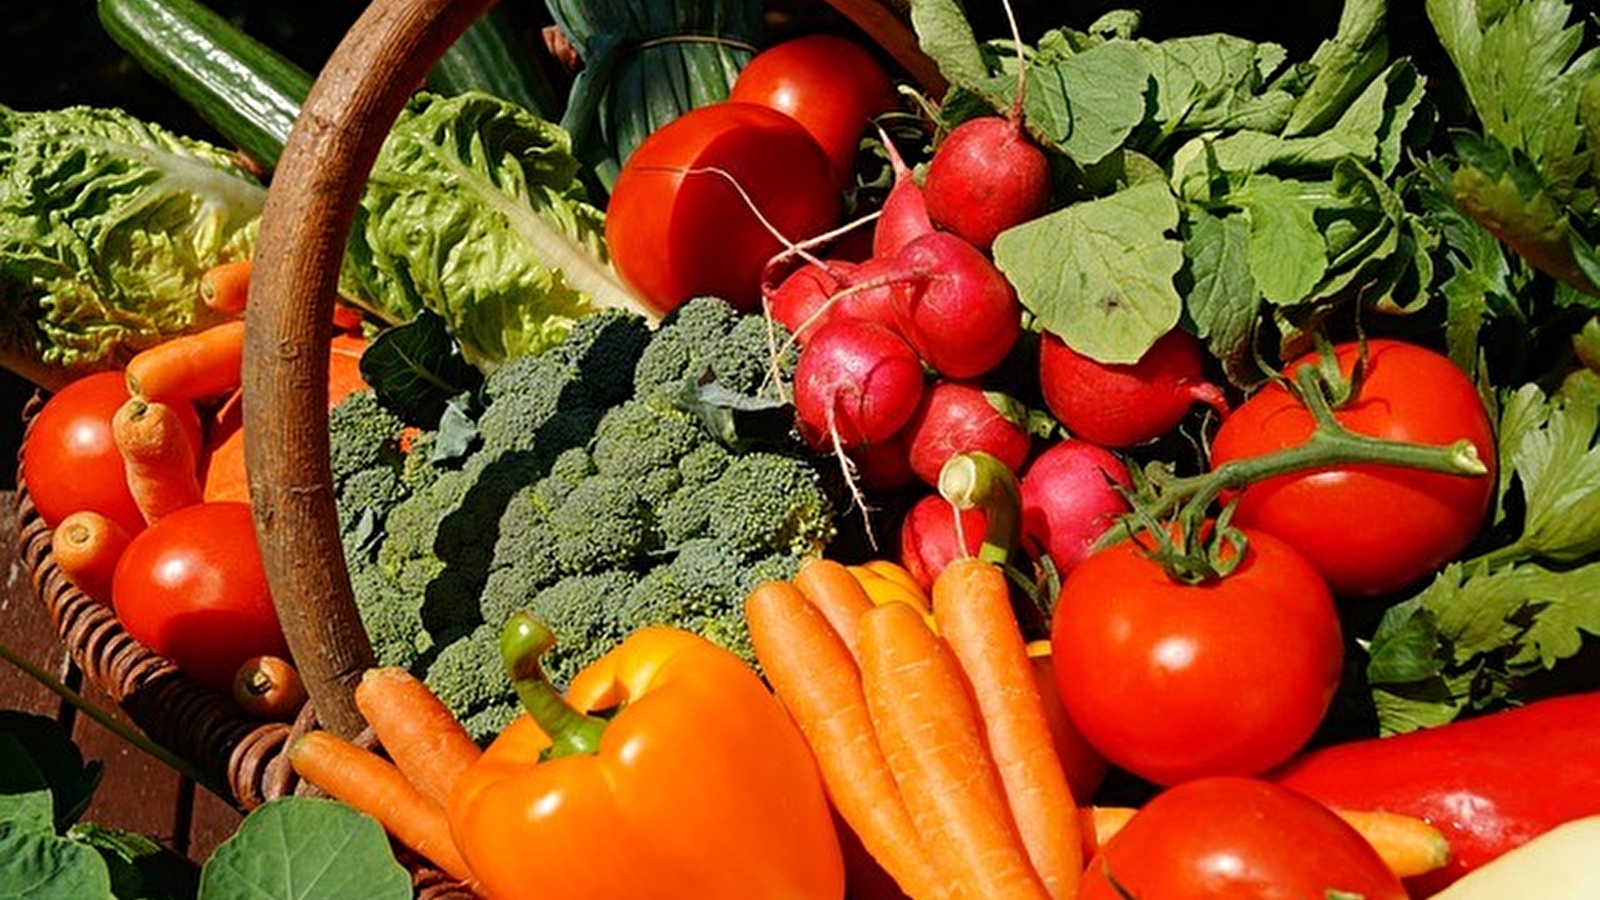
left=341, top=91, right=640, bottom=372
left=0, top=104, right=260, bottom=388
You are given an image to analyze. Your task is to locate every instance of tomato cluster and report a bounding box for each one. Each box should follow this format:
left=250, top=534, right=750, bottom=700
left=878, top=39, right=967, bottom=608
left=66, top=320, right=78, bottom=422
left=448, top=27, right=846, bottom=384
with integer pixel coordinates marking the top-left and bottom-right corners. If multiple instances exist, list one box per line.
left=22, top=328, right=371, bottom=704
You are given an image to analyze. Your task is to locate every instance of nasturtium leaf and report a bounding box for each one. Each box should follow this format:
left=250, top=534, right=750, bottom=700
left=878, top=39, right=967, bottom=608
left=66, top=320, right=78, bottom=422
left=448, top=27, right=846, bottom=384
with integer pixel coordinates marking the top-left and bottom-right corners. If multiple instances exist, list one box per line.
left=199, top=797, right=411, bottom=900
left=993, top=180, right=1183, bottom=363
left=0, top=822, right=114, bottom=900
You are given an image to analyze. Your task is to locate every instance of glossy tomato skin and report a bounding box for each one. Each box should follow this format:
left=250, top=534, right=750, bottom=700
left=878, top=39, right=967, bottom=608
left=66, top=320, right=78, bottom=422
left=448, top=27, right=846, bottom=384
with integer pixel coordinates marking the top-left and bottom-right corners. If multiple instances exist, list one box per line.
left=23, top=371, right=201, bottom=536
left=605, top=101, right=842, bottom=317
left=1208, top=338, right=1496, bottom=597
left=1050, top=527, right=1343, bottom=786
left=729, top=34, right=898, bottom=187
left=1078, top=777, right=1407, bottom=900
left=112, top=501, right=290, bottom=691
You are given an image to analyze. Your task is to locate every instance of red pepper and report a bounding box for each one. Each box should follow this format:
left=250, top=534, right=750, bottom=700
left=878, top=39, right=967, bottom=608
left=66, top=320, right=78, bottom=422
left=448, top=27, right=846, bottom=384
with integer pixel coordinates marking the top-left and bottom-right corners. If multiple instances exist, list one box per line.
left=1269, top=692, right=1600, bottom=896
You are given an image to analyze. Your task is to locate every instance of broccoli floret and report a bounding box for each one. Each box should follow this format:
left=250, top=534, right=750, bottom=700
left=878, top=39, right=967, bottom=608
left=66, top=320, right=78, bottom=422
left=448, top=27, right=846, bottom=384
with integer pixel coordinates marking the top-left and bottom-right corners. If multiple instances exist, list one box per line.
left=632, top=296, right=794, bottom=400
left=521, top=569, right=640, bottom=690
left=336, top=465, right=407, bottom=536
left=658, top=451, right=835, bottom=555
left=328, top=390, right=410, bottom=488
left=547, top=475, right=657, bottom=575
left=590, top=397, right=706, bottom=482
left=618, top=539, right=805, bottom=669
left=422, top=621, right=518, bottom=743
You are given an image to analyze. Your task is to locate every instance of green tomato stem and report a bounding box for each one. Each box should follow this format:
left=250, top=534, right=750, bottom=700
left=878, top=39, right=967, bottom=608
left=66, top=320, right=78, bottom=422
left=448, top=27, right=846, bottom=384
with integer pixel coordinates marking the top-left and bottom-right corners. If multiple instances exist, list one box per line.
left=1136, top=363, right=1489, bottom=542
left=500, top=611, right=608, bottom=759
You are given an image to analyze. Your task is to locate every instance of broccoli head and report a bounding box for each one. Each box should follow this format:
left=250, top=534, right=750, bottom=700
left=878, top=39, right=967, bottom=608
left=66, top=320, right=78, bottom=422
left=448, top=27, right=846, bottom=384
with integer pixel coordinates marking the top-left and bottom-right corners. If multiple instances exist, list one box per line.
left=632, top=296, right=796, bottom=401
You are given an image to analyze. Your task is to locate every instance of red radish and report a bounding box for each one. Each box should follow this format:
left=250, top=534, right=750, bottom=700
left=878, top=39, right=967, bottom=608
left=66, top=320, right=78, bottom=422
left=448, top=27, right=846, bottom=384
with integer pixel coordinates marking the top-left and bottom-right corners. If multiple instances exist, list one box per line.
left=768, top=255, right=904, bottom=345
left=1019, top=438, right=1133, bottom=577
left=848, top=428, right=918, bottom=494
left=902, top=379, right=1032, bottom=488
left=897, top=493, right=987, bottom=591
left=1039, top=328, right=1230, bottom=449
left=922, top=115, right=1052, bottom=251
left=794, top=318, right=926, bottom=453
left=873, top=134, right=936, bottom=259
left=888, top=231, right=1022, bottom=380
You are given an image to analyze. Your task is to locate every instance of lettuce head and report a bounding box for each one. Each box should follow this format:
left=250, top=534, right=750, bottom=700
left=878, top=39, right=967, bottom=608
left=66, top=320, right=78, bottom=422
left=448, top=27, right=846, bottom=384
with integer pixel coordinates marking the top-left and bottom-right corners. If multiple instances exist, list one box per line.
left=0, top=104, right=261, bottom=389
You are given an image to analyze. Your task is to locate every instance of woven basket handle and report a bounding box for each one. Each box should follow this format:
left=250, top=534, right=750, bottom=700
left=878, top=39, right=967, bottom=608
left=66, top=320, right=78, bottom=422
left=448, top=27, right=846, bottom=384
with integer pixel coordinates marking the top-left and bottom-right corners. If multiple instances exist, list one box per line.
left=245, top=0, right=498, bottom=738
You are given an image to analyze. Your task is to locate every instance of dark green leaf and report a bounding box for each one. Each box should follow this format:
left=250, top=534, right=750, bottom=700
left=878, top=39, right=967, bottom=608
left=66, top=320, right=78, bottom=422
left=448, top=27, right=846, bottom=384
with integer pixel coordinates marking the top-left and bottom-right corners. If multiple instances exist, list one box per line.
left=361, top=311, right=484, bottom=430
left=0, top=712, right=102, bottom=831
left=198, top=797, right=411, bottom=900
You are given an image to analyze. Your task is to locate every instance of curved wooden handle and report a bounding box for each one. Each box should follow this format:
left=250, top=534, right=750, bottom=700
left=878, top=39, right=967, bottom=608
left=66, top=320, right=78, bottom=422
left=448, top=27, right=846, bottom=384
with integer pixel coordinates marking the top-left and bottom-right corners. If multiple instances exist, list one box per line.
left=244, top=0, right=498, bottom=738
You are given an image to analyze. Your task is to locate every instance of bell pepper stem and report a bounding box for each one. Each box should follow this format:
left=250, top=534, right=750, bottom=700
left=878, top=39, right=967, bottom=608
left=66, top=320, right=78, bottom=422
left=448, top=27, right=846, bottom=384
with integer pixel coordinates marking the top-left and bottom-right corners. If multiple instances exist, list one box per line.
left=500, top=612, right=608, bottom=759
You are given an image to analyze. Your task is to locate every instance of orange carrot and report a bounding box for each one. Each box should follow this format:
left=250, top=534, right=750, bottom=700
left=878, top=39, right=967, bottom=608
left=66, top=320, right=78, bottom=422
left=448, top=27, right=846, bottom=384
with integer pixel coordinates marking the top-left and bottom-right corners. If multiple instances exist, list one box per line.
left=932, top=557, right=1082, bottom=900
left=125, top=319, right=246, bottom=403
left=1085, top=805, right=1451, bottom=879
left=354, top=666, right=482, bottom=808
left=744, top=580, right=951, bottom=900
left=51, top=509, right=133, bottom=604
left=199, top=259, right=253, bottom=315
left=112, top=397, right=204, bottom=523
left=289, top=729, right=476, bottom=885
left=1336, top=808, right=1454, bottom=879
left=793, top=557, right=876, bottom=659
left=857, top=600, right=1049, bottom=900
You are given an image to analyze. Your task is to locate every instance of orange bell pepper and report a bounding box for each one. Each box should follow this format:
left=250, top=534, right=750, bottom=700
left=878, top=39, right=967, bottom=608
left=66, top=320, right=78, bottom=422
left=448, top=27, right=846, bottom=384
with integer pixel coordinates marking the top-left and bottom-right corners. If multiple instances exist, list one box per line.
left=447, top=612, right=846, bottom=900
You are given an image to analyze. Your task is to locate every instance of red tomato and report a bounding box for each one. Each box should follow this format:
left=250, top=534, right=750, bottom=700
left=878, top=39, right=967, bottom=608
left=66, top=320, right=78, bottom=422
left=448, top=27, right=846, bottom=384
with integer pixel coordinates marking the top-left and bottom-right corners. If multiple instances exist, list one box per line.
left=729, top=33, right=899, bottom=187
left=1078, top=777, right=1407, bottom=900
left=1050, top=527, right=1343, bottom=786
left=605, top=102, right=842, bottom=317
left=23, top=371, right=201, bottom=536
left=1208, top=338, right=1496, bottom=597
left=111, top=501, right=290, bottom=691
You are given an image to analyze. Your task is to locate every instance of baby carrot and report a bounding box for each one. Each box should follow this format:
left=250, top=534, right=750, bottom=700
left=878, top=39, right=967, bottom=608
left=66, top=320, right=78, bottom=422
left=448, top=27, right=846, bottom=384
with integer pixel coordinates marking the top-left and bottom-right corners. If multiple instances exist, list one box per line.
left=112, top=397, right=204, bottom=523
left=125, top=319, right=246, bottom=404
left=51, top=509, right=133, bottom=604
left=199, top=259, right=253, bottom=315
left=1086, top=805, right=1451, bottom=879
left=354, top=667, right=482, bottom=808
left=858, top=600, right=1049, bottom=900
left=745, top=580, right=951, bottom=900
left=289, top=729, right=476, bottom=885
left=933, top=557, right=1082, bottom=900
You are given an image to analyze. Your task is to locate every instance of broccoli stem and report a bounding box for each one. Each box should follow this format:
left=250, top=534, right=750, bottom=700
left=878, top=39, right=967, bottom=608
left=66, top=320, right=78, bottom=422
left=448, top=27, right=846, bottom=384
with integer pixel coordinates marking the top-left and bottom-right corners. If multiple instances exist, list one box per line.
left=500, top=611, right=608, bottom=759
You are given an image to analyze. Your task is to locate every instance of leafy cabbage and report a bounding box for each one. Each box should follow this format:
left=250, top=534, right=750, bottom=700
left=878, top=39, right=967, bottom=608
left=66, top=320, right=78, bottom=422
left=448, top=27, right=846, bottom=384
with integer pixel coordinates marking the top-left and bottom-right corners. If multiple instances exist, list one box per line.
left=0, top=104, right=260, bottom=388
left=340, top=91, right=645, bottom=373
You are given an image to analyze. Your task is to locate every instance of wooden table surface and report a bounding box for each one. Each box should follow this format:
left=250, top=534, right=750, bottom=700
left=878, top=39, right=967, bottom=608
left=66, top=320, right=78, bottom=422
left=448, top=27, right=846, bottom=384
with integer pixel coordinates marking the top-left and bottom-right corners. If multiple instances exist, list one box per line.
left=0, top=487, right=245, bottom=864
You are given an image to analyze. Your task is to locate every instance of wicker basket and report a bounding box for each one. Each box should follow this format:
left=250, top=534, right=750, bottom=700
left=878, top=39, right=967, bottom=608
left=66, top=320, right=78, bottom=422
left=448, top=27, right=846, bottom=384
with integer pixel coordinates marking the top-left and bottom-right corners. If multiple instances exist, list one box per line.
left=18, top=0, right=934, bottom=896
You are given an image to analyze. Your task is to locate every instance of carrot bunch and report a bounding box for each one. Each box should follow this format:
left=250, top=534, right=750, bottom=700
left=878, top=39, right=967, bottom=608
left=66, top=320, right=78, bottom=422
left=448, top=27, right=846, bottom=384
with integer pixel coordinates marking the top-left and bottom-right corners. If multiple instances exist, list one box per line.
left=745, top=556, right=1082, bottom=900
left=289, top=666, right=483, bottom=888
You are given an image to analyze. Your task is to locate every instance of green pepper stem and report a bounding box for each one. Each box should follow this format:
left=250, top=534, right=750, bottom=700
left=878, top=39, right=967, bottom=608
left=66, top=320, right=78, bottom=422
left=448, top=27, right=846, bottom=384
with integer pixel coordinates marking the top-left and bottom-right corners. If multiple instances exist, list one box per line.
left=500, top=612, right=608, bottom=759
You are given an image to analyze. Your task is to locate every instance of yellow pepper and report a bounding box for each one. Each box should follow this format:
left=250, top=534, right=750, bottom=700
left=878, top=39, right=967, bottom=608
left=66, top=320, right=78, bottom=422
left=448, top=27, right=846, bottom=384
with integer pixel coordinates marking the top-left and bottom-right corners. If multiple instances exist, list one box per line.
left=447, top=613, right=845, bottom=900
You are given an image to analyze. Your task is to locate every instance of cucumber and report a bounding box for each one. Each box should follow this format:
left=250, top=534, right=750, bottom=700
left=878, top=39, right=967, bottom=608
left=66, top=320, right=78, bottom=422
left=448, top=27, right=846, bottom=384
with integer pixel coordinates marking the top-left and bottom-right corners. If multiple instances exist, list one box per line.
left=426, top=6, right=563, bottom=122
left=97, top=0, right=312, bottom=172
